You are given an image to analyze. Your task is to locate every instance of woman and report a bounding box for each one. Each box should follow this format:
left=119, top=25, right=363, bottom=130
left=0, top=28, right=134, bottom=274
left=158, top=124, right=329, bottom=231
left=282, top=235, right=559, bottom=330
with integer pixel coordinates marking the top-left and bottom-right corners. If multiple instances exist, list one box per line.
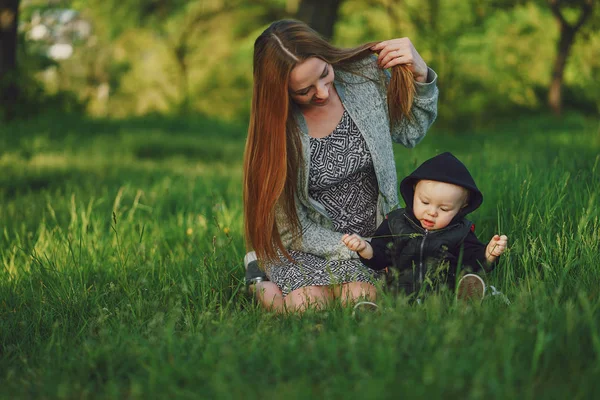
left=243, top=19, right=438, bottom=312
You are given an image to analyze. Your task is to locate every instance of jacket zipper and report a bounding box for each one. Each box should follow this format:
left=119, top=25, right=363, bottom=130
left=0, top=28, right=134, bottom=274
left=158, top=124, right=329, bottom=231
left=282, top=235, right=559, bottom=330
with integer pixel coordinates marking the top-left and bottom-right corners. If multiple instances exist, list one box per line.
left=419, top=229, right=429, bottom=287
left=402, top=212, right=458, bottom=293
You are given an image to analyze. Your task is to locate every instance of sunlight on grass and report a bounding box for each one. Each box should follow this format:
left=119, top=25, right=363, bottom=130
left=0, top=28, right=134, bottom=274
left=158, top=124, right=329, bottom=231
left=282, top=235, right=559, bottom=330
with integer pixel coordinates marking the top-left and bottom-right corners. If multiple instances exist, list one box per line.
left=1, top=114, right=599, bottom=398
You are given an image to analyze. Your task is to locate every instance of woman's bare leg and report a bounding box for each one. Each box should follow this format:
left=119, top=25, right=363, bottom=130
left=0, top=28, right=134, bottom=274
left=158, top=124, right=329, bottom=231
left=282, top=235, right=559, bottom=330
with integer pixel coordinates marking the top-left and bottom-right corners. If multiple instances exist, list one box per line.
left=284, top=285, right=333, bottom=313
left=252, top=281, right=285, bottom=312
left=337, top=282, right=377, bottom=306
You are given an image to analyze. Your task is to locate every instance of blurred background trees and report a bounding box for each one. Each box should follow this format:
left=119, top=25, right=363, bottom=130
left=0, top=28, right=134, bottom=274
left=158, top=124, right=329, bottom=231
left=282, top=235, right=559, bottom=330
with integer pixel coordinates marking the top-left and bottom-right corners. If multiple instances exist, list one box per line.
left=546, top=0, right=595, bottom=115
left=0, top=0, right=21, bottom=120
left=1, top=0, right=598, bottom=127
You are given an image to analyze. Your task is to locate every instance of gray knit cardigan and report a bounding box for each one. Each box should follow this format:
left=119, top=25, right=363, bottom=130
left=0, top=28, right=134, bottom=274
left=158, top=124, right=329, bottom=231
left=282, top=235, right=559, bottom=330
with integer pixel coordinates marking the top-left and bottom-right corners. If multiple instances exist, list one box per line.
left=277, top=57, right=438, bottom=261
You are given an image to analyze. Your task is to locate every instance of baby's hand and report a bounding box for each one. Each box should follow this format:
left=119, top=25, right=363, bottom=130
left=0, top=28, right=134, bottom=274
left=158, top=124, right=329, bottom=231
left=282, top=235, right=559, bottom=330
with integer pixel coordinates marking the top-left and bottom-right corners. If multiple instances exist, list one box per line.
left=342, top=233, right=374, bottom=259
left=486, top=234, right=508, bottom=262
left=342, top=233, right=367, bottom=252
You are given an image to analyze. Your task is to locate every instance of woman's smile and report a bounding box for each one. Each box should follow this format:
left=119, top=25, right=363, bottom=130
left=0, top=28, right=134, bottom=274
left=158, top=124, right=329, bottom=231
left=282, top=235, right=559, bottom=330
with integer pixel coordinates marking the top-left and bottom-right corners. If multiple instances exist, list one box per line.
left=311, top=96, right=329, bottom=105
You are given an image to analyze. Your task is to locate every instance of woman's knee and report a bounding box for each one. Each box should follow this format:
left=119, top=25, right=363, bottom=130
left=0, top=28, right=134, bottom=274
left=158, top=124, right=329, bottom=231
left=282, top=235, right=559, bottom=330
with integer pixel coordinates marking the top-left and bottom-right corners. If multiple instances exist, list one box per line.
left=339, top=282, right=377, bottom=304
left=285, top=286, right=331, bottom=312
left=255, top=281, right=284, bottom=312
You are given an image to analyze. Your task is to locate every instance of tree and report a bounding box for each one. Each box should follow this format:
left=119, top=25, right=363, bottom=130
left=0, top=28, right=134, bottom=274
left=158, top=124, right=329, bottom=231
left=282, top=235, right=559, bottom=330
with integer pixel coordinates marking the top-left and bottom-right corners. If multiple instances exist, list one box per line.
left=487, top=0, right=597, bottom=115
left=296, top=0, right=343, bottom=39
left=0, top=0, right=20, bottom=121
left=77, top=0, right=288, bottom=115
left=547, top=0, right=594, bottom=115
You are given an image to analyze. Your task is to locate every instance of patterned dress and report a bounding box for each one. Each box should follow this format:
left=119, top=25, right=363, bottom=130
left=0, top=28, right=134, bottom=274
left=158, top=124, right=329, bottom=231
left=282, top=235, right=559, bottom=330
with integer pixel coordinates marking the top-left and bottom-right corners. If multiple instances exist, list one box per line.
left=267, top=110, right=381, bottom=296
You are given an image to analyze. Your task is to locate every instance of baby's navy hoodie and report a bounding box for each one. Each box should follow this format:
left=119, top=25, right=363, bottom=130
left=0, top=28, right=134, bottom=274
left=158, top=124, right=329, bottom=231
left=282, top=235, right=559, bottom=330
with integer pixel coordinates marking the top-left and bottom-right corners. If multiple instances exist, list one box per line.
left=360, top=152, right=496, bottom=294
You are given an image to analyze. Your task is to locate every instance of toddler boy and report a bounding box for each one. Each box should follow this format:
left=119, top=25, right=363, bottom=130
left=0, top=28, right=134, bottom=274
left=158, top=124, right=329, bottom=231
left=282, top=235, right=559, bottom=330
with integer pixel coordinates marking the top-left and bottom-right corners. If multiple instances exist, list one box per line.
left=342, top=152, right=507, bottom=298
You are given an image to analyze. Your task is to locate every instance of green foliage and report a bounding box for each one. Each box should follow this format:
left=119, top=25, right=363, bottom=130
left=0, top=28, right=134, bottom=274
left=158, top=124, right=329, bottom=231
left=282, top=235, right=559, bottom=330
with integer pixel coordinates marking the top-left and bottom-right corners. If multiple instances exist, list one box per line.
left=70, top=0, right=190, bottom=38
left=1, top=113, right=599, bottom=397
left=337, top=0, right=599, bottom=129
left=15, top=0, right=600, bottom=125
left=4, top=43, right=86, bottom=120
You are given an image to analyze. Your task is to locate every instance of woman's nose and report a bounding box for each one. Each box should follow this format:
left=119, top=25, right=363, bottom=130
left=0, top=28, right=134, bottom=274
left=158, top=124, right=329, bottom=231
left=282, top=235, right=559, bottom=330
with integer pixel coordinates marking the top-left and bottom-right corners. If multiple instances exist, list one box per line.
left=315, top=81, right=329, bottom=99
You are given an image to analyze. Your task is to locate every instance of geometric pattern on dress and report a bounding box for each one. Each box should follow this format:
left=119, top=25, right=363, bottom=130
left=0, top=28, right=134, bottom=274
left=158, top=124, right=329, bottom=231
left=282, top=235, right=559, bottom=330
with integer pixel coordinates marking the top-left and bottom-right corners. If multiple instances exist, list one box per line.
left=265, top=111, right=382, bottom=297
left=266, top=250, right=378, bottom=297
left=309, top=110, right=379, bottom=237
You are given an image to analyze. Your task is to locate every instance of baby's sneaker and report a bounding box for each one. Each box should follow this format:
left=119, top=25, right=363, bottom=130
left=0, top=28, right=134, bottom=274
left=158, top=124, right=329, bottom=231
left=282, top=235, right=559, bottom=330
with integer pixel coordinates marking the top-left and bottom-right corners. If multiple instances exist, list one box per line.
left=352, top=301, right=380, bottom=319
left=456, top=274, right=486, bottom=302
left=487, top=285, right=512, bottom=305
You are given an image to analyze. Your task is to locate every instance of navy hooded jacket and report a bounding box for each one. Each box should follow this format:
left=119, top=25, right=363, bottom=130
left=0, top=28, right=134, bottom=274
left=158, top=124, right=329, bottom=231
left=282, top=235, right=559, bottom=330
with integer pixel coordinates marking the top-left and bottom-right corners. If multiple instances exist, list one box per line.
left=358, top=152, right=497, bottom=292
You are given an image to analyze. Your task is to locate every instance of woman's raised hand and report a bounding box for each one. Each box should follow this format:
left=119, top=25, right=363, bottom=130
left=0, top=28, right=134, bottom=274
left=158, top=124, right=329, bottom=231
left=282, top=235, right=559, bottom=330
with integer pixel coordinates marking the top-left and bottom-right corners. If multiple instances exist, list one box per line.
left=371, top=38, right=428, bottom=83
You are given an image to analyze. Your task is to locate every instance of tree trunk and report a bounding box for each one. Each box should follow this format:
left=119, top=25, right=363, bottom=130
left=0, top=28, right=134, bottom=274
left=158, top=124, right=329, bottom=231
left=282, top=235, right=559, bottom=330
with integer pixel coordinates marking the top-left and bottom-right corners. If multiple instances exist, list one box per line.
left=548, top=26, right=575, bottom=116
left=547, top=0, right=594, bottom=116
left=174, top=50, right=190, bottom=115
left=296, top=0, right=342, bottom=40
left=0, top=0, right=20, bottom=121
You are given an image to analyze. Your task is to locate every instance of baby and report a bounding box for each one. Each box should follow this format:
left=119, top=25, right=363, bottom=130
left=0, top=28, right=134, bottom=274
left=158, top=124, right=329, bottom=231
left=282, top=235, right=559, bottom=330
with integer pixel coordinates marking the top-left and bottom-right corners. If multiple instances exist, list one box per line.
left=342, top=152, right=508, bottom=297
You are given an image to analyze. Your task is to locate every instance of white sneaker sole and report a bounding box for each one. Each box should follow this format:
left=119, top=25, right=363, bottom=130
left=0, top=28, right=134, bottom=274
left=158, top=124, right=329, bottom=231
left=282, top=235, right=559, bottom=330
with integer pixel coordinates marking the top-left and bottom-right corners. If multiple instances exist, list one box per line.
left=352, top=301, right=380, bottom=318
left=244, top=251, right=257, bottom=268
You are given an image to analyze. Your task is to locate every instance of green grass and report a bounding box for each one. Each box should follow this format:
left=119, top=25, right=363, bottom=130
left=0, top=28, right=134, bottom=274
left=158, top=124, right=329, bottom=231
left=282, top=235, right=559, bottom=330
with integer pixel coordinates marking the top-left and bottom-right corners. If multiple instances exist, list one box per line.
left=1, top=112, right=599, bottom=399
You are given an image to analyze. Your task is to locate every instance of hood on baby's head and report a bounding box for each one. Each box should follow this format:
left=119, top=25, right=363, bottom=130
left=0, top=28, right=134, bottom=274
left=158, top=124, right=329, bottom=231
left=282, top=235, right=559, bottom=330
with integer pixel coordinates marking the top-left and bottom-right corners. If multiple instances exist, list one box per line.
left=399, top=152, right=483, bottom=216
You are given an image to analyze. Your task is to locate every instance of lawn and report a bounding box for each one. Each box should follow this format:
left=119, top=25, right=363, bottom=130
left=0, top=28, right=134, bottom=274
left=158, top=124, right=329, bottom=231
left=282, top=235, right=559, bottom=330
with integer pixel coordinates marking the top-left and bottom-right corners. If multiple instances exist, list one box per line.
left=1, top=113, right=599, bottom=399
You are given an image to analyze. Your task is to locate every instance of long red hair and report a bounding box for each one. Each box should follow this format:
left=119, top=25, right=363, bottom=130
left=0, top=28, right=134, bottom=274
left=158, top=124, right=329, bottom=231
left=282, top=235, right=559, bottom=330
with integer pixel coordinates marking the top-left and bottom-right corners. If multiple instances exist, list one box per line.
left=243, top=20, right=415, bottom=262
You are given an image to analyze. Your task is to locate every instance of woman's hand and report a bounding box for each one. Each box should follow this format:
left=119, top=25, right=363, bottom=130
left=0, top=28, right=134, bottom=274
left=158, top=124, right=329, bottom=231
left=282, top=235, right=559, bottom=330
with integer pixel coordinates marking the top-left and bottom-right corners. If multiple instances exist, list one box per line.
left=371, top=38, right=428, bottom=83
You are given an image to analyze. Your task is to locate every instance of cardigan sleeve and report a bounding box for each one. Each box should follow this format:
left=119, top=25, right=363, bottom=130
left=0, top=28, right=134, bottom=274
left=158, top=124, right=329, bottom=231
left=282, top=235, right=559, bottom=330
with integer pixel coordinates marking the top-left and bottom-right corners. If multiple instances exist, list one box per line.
left=275, top=200, right=358, bottom=261
left=378, top=60, right=439, bottom=148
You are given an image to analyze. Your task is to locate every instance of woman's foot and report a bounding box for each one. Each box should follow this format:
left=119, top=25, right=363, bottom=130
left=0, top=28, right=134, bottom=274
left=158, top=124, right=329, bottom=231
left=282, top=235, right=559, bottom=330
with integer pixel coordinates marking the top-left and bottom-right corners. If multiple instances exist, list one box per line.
left=244, top=252, right=285, bottom=311
left=244, top=251, right=267, bottom=290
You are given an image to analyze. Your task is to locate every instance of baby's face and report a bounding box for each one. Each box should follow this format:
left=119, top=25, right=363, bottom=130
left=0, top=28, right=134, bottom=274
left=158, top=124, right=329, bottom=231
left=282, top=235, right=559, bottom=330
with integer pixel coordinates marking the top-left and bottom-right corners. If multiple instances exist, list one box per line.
left=412, top=180, right=467, bottom=231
